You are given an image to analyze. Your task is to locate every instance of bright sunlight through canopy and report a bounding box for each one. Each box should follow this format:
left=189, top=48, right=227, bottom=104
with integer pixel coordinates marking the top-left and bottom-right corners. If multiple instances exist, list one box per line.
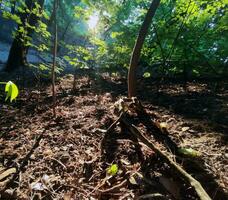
left=88, top=13, right=99, bottom=29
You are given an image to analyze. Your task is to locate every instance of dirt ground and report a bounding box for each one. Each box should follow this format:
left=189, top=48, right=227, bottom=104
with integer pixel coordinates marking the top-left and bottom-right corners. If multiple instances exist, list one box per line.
left=0, top=72, right=227, bottom=200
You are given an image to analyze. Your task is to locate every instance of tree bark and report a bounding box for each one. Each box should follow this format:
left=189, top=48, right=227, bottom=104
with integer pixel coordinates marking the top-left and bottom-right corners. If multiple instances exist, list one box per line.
left=5, top=0, right=44, bottom=72
left=128, top=0, right=160, bottom=97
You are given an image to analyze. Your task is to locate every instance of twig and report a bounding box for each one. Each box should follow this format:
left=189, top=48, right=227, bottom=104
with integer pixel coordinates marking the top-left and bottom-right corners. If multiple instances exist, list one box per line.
left=100, top=112, right=125, bottom=153
left=121, top=118, right=211, bottom=200
left=139, top=193, right=166, bottom=199
left=98, top=179, right=127, bottom=193
left=49, top=157, right=67, bottom=169
left=1, top=134, right=43, bottom=192
left=107, top=112, right=125, bottom=133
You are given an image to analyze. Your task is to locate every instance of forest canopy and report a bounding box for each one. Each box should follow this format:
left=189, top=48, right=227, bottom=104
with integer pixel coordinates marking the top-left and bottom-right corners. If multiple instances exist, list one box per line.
left=0, top=0, right=227, bottom=79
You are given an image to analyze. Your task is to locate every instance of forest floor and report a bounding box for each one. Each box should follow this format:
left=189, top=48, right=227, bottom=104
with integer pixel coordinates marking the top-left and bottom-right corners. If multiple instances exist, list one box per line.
left=0, top=71, right=227, bottom=200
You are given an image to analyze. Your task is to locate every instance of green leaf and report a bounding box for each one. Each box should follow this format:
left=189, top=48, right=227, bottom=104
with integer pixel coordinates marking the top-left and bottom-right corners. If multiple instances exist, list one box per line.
left=5, top=81, right=19, bottom=102
left=107, top=164, right=118, bottom=176
left=143, top=72, right=151, bottom=78
left=178, top=148, right=200, bottom=158
left=111, top=32, right=123, bottom=39
left=39, top=64, right=48, bottom=71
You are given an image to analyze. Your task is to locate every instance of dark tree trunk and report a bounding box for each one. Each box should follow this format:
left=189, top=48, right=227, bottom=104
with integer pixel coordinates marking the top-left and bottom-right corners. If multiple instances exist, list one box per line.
left=5, top=36, right=28, bottom=72
left=128, top=0, right=160, bottom=97
left=11, top=0, right=17, bottom=14
left=5, top=0, right=45, bottom=72
left=57, top=20, right=72, bottom=54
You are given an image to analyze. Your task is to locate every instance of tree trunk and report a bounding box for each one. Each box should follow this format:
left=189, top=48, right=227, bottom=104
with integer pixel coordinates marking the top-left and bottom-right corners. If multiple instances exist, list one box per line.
left=51, top=0, right=58, bottom=117
left=11, top=0, right=17, bottom=14
left=57, top=20, right=72, bottom=54
left=5, top=39, right=27, bottom=72
left=128, top=0, right=160, bottom=97
left=5, top=0, right=45, bottom=72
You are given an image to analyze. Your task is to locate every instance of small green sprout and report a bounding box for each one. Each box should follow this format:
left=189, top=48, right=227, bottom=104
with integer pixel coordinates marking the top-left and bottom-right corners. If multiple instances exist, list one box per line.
left=107, top=164, right=118, bottom=176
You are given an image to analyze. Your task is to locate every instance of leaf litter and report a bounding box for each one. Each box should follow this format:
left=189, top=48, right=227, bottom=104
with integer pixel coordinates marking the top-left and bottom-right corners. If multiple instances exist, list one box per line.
left=0, top=73, right=227, bottom=199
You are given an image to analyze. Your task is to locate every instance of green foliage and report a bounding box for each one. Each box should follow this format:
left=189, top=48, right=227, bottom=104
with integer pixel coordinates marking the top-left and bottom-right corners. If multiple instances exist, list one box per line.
left=2, top=12, right=22, bottom=24
left=0, top=81, right=19, bottom=102
left=143, top=72, right=151, bottom=78
left=5, top=81, right=19, bottom=102
left=110, top=31, right=123, bottom=39
left=1, top=0, right=227, bottom=78
left=2, top=0, right=50, bottom=52
left=64, top=44, right=92, bottom=69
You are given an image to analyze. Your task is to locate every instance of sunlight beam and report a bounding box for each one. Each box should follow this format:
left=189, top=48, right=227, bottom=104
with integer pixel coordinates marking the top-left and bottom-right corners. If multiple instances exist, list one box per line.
left=88, top=13, right=99, bottom=30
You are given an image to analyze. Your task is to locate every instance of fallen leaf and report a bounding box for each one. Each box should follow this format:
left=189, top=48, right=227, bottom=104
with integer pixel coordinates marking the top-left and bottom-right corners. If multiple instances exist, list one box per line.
left=42, top=174, right=50, bottom=185
left=31, top=182, right=47, bottom=191
left=181, top=127, right=190, bottom=132
left=129, top=172, right=143, bottom=185
left=160, top=122, right=167, bottom=129
left=120, top=159, right=130, bottom=166
left=43, top=149, right=53, bottom=156
left=64, top=193, right=72, bottom=200
left=129, top=176, right=137, bottom=185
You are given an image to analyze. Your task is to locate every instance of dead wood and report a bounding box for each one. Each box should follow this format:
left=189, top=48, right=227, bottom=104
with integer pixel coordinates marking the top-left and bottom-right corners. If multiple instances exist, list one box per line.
left=121, top=117, right=211, bottom=200
left=100, top=112, right=125, bottom=154
left=136, top=108, right=180, bottom=154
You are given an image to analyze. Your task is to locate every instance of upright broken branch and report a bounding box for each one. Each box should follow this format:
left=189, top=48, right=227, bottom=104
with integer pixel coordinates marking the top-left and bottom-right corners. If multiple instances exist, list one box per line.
left=128, top=0, right=160, bottom=97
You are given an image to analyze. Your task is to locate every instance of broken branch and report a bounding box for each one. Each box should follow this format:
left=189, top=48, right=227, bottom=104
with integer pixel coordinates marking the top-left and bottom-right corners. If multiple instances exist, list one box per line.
left=121, top=117, right=211, bottom=200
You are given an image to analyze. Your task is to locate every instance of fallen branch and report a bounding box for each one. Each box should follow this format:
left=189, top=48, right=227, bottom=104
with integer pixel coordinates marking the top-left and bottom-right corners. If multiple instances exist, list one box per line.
left=135, top=106, right=180, bottom=154
left=121, top=117, right=211, bottom=200
left=98, top=179, right=127, bottom=193
left=100, top=112, right=125, bottom=153
left=106, top=112, right=125, bottom=133
left=0, top=168, right=16, bottom=182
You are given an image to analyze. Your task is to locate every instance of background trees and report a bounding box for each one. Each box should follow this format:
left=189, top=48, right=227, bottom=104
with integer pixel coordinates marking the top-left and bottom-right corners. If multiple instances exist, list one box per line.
left=0, top=0, right=227, bottom=80
left=2, top=0, right=47, bottom=71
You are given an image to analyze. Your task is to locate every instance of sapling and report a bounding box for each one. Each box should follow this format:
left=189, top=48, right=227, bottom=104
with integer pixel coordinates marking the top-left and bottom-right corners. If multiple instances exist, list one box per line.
left=51, top=0, right=58, bottom=117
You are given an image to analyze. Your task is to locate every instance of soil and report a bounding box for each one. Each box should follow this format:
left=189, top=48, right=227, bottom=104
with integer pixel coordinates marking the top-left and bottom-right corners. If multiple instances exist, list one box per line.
left=0, top=71, right=227, bottom=200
